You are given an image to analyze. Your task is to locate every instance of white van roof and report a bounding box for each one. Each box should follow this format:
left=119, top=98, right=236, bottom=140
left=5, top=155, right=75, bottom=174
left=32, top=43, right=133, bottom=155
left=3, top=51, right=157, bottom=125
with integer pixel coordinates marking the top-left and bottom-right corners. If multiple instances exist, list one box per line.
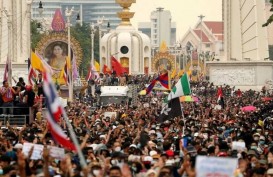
left=100, top=86, right=129, bottom=96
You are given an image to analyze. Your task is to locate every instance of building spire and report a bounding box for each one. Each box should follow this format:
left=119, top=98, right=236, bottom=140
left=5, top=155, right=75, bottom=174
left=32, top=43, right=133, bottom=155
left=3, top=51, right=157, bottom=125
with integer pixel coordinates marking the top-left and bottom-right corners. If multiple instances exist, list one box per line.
left=116, top=0, right=136, bottom=26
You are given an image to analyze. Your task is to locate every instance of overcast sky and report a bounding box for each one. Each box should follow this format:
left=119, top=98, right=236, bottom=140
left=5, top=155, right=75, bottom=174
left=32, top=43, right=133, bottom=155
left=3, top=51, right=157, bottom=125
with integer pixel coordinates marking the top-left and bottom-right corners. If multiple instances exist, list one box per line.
left=130, top=0, right=222, bottom=41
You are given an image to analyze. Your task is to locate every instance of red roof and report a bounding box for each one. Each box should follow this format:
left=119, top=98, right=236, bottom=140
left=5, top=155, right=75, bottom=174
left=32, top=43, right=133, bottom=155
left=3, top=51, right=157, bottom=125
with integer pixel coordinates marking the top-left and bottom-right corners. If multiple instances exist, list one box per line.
left=193, top=29, right=210, bottom=42
left=204, top=21, right=223, bottom=34
left=215, top=34, right=224, bottom=41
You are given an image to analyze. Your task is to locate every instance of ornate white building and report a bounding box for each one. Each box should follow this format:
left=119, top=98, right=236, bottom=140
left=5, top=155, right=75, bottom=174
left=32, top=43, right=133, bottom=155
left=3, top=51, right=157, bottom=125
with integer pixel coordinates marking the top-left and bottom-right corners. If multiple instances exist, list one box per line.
left=100, top=0, right=151, bottom=74
left=0, top=0, right=31, bottom=83
left=180, top=21, right=224, bottom=60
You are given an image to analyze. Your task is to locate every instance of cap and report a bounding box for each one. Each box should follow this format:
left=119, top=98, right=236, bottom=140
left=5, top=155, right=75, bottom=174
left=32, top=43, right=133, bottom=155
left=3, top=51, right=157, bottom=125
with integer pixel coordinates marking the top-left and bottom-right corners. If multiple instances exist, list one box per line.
left=194, top=132, right=199, bottom=137
left=129, top=144, right=137, bottom=149
left=259, top=136, right=265, bottom=141
left=165, top=150, right=174, bottom=157
left=149, top=150, right=157, bottom=157
left=149, top=130, right=156, bottom=135
left=253, top=133, right=260, bottom=137
left=143, top=156, right=153, bottom=163
left=14, top=143, right=23, bottom=149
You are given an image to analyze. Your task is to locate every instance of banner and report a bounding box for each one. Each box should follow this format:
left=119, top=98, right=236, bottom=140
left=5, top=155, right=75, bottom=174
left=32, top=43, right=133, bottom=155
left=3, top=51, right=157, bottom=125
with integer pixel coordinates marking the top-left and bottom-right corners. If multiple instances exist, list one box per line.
left=196, top=156, right=237, bottom=177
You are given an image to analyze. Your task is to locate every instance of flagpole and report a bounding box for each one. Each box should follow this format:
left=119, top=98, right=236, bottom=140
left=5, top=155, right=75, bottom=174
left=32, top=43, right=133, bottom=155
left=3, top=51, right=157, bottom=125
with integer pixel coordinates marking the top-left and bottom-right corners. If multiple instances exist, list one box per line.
left=61, top=106, right=87, bottom=168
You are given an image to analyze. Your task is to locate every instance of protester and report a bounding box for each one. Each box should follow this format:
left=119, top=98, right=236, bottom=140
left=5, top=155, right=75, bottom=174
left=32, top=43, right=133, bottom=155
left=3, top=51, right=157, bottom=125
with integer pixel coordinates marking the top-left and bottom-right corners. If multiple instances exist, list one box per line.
left=0, top=72, right=273, bottom=177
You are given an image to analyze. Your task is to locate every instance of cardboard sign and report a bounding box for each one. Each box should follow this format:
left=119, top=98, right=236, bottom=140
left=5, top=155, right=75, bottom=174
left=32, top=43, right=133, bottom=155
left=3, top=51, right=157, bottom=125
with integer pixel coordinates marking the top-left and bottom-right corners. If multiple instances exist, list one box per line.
left=22, top=143, right=43, bottom=160
left=196, top=156, right=238, bottom=177
left=232, top=141, right=246, bottom=151
left=22, top=143, right=65, bottom=160
left=48, top=146, right=65, bottom=160
left=104, top=112, right=116, bottom=118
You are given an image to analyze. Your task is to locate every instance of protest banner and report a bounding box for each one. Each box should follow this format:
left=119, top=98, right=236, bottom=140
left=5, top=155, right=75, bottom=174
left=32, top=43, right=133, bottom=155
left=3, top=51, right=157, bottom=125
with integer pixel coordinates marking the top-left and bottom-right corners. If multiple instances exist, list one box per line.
left=196, top=156, right=238, bottom=177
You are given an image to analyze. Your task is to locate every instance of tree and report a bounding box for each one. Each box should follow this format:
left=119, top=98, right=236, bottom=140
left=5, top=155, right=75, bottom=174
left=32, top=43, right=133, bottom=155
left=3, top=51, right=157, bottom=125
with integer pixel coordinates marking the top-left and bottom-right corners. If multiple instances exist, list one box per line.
left=31, top=20, right=43, bottom=50
left=70, top=22, right=100, bottom=77
left=263, top=0, right=273, bottom=27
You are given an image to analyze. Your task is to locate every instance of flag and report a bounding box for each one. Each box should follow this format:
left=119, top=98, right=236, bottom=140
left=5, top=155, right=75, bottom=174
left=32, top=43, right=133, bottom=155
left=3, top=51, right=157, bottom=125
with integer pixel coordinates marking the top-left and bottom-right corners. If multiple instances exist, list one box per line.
left=146, top=73, right=169, bottom=94
left=62, top=57, right=70, bottom=85
left=171, top=68, right=177, bottom=79
left=31, top=52, right=53, bottom=74
left=3, top=57, right=9, bottom=81
left=94, top=60, right=100, bottom=72
left=158, top=97, right=182, bottom=123
left=111, top=56, right=125, bottom=76
left=42, top=71, right=76, bottom=151
left=86, top=63, right=99, bottom=81
left=28, top=58, right=37, bottom=86
left=103, top=64, right=111, bottom=74
left=31, top=52, right=45, bottom=72
left=168, top=73, right=191, bottom=100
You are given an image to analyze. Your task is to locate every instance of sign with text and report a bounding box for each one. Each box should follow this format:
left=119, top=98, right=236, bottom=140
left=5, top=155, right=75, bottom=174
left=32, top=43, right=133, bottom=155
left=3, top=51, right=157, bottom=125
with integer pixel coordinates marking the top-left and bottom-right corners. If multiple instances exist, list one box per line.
left=196, top=156, right=238, bottom=177
left=22, top=143, right=65, bottom=160
left=232, top=141, right=246, bottom=151
left=104, top=112, right=116, bottom=118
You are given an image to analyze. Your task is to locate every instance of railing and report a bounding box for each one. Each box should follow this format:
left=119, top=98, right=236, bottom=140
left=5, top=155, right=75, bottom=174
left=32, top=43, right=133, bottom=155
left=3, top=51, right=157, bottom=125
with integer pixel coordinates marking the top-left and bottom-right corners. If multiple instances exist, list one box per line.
left=0, top=107, right=31, bottom=126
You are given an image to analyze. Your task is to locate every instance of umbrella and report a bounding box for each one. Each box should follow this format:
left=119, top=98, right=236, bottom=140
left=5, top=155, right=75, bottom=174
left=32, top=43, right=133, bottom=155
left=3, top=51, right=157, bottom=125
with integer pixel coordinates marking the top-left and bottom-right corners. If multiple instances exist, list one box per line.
left=241, top=106, right=256, bottom=112
left=179, top=95, right=200, bottom=102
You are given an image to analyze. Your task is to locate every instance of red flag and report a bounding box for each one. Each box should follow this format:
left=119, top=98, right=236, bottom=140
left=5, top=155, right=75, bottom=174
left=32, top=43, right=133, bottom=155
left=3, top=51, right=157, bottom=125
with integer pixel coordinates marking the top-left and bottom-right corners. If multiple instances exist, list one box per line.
left=28, top=58, right=37, bottom=86
left=3, top=57, right=9, bottom=81
left=111, top=56, right=125, bottom=76
left=103, top=64, right=111, bottom=74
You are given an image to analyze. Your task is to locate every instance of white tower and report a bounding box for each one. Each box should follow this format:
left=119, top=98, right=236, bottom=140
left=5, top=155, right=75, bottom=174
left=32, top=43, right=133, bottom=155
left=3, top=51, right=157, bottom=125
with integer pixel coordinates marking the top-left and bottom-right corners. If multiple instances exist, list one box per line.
left=100, top=0, right=151, bottom=75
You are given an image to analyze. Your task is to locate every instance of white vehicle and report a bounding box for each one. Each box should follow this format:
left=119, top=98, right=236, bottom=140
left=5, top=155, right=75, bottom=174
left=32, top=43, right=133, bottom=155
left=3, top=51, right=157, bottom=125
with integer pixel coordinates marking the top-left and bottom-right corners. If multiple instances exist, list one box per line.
left=99, top=86, right=129, bottom=106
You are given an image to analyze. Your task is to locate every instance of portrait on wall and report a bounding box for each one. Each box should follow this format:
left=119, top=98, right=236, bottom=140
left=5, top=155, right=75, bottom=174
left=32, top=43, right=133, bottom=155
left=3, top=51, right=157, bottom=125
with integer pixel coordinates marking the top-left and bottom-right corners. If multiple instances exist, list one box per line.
left=155, top=58, right=172, bottom=71
left=44, top=41, right=73, bottom=84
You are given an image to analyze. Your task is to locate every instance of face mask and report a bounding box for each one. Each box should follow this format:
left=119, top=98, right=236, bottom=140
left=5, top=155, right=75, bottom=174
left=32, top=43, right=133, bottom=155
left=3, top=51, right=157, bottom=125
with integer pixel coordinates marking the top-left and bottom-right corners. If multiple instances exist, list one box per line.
left=251, top=162, right=256, bottom=168
left=93, top=169, right=100, bottom=176
left=251, top=146, right=257, bottom=150
left=240, top=128, right=243, bottom=131
left=114, top=146, right=121, bottom=152
left=259, top=141, right=265, bottom=145
left=254, top=137, right=259, bottom=141
left=175, top=158, right=180, bottom=163
left=131, top=166, right=137, bottom=172
left=111, top=159, right=119, bottom=165
left=0, top=169, right=3, bottom=175
left=265, top=132, right=269, bottom=136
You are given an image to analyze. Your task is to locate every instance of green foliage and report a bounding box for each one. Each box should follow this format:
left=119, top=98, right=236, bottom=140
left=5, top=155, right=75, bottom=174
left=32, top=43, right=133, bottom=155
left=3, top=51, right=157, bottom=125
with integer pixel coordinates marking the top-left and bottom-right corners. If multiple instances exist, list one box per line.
left=70, top=22, right=99, bottom=77
left=263, top=0, right=273, bottom=27
left=30, top=20, right=43, bottom=50
left=269, top=45, right=273, bottom=60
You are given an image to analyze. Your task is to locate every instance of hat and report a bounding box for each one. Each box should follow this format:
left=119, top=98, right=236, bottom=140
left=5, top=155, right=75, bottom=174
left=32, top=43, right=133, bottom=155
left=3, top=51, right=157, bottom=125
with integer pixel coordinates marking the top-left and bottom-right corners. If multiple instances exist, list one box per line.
left=267, top=168, right=273, bottom=175
left=194, top=132, right=199, bottom=137
left=259, top=159, right=267, bottom=165
left=149, top=150, right=157, bottom=157
left=247, top=150, right=257, bottom=156
left=14, top=143, right=23, bottom=149
left=129, top=144, right=137, bottom=149
left=146, top=169, right=156, bottom=177
left=149, top=130, right=156, bottom=135
left=143, top=156, right=153, bottom=164
left=152, top=154, right=160, bottom=159
left=165, top=150, right=174, bottom=157
left=259, top=136, right=265, bottom=141
left=253, top=133, right=260, bottom=137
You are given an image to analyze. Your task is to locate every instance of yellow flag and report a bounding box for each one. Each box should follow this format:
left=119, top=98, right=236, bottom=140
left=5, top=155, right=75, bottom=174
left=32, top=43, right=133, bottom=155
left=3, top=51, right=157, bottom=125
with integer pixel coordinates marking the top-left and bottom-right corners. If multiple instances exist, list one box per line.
left=31, top=52, right=44, bottom=72
left=66, top=57, right=71, bottom=69
left=94, top=60, right=100, bottom=72
left=171, top=68, right=177, bottom=79
left=178, top=70, right=184, bottom=77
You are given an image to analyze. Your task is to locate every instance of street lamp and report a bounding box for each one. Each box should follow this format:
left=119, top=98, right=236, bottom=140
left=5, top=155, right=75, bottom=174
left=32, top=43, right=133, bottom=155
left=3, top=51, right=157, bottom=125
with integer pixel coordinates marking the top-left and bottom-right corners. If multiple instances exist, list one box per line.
left=90, top=22, right=96, bottom=68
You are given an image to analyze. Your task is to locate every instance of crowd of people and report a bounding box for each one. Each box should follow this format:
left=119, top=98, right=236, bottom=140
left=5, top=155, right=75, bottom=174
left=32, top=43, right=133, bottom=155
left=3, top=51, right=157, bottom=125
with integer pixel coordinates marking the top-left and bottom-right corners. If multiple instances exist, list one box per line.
left=0, top=72, right=273, bottom=177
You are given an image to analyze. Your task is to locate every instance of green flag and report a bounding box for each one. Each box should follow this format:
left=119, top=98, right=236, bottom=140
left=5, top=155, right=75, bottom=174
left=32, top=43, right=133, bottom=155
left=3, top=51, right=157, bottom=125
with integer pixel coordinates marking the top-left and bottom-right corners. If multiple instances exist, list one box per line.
left=168, top=73, right=191, bottom=100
